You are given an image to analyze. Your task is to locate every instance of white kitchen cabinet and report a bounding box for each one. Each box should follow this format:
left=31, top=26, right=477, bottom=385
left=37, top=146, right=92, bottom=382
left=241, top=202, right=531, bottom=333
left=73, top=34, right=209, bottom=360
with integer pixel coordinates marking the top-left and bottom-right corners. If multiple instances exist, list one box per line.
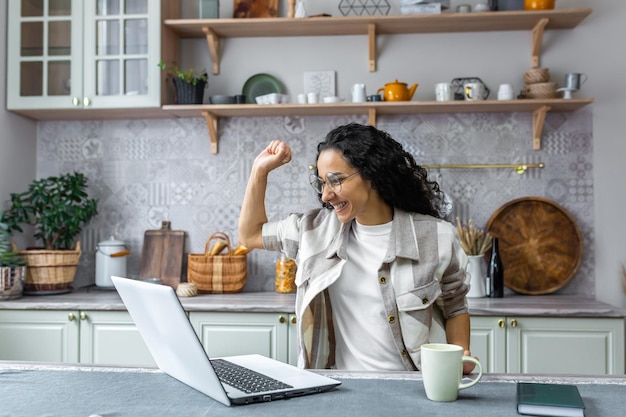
left=0, top=310, right=79, bottom=362
left=470, top=316, right=625, bottom=375
left=189, top=311, right=298, bottom=365
left=0, top=309, right=154, bottom=366
left=6, top=0, right=162, bottom=112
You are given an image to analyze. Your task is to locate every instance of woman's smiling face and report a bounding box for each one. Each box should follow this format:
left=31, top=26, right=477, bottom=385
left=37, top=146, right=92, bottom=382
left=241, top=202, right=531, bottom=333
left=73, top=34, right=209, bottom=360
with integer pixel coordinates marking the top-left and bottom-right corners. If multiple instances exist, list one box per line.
left=316, top=149, right=392, bottom=225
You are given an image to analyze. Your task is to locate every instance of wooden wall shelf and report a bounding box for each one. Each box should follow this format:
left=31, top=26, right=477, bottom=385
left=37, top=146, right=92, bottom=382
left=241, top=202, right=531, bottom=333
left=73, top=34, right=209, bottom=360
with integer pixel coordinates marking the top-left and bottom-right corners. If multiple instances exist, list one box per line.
left=162, top=98, right=594, bottom=154
left=164, top=9, right=592, bottom=74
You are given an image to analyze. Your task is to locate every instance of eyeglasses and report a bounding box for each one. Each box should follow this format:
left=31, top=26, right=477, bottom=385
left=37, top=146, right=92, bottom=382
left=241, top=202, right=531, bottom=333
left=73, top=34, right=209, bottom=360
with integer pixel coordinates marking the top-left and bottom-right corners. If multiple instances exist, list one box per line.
left=309, top=171, right=359, bottom=194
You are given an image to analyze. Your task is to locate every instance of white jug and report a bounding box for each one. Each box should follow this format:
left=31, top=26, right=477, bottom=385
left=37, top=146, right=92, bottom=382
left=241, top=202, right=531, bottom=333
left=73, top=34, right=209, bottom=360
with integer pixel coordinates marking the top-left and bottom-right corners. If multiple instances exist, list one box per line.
left=351, top=83, right=367, bottom=103
left=96, top=236, right=130, bottom=288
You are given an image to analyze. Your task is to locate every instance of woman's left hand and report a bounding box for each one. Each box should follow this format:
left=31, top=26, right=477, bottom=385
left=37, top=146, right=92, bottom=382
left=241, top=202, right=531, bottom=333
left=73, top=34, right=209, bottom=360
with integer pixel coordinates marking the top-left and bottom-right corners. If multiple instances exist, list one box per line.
left=463, top=349, right=478, bottom=374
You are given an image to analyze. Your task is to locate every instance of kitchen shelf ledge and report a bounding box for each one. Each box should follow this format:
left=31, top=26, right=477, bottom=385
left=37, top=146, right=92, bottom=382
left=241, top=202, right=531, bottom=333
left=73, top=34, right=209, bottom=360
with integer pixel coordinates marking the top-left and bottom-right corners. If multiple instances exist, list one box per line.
left=164, top=8, right=592, bottom=74
left=163, top=98, right=594, bottom=153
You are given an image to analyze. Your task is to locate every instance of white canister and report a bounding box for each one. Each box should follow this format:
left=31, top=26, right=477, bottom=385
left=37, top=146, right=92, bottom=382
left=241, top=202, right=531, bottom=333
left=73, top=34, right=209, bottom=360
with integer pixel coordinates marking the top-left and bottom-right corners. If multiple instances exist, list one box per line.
left=96, top=237, right=130, bottom=288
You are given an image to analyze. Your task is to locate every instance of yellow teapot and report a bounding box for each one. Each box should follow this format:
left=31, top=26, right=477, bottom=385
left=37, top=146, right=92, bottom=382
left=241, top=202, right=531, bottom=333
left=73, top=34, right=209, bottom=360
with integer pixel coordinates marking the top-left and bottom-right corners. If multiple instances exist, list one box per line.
left=377, top=80, right=418, bottom=101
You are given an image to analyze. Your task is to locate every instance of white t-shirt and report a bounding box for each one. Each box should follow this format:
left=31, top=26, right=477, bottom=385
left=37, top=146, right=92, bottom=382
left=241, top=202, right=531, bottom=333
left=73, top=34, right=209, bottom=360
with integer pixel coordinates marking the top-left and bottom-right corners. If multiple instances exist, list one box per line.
left=328, top=220, right=405, bottom=371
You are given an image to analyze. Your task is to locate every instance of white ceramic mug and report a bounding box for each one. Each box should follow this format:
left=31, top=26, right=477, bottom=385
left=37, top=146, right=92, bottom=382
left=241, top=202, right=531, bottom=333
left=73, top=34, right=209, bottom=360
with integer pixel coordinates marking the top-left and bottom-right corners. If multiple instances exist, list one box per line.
left=497, top=83, right=514, bottom=100
left=435, top=83, right=454, bottom=102
left=306, top=92, right=319, bottom=104
left=464, top=83, right=486, bottom=101
left=421, top=343, right=483, bottom=402
left=351, top=83, right=367, bottom=103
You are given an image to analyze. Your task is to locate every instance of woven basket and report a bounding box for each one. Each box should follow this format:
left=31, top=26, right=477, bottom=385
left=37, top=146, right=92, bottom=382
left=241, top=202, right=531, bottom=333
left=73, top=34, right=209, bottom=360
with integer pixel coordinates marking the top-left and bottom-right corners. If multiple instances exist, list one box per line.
left=523, top=67, right=550, bottom=84
left=524, top=82, right=559, bottom=99
left=20, top=242, right=81, bottom=293
left=187, top=233, right=247, bottom=294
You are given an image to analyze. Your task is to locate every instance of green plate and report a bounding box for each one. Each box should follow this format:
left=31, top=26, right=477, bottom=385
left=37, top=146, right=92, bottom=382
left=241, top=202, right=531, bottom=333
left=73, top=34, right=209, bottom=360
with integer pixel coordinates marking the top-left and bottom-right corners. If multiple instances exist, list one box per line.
left=242, top=73, right=284, bottom=104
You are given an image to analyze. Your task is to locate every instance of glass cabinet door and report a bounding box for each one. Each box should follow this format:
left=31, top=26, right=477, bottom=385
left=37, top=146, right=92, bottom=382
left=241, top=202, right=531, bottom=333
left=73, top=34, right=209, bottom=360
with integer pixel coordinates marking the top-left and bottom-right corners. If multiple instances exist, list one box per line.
left=83, top=0, right=161, bottom=108
left=7, top=0, right=160, bottom=111
left=7, top=0, right=84, bottom=109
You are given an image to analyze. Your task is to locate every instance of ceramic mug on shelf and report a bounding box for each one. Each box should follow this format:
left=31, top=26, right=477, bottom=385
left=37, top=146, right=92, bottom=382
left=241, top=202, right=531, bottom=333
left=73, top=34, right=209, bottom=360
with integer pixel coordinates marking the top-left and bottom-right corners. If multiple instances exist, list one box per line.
left=564, top=73, right=588, bottom=90
left=421, top=343, right=483, bottom=402
left=464, top=82, right=486, bottom=101
left=435, top=83, right=454, bottom=102
left=351, top=83, right=367, bottom=103
left=497, top=83, right=515, bottom=100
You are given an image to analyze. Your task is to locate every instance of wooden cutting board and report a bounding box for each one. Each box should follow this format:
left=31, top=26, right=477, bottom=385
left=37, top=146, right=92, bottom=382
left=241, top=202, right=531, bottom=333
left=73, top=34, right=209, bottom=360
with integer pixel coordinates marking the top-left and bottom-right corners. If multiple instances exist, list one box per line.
left=485, top=197, right=583, bottom=295
left=139, top=221, right=185, bottom=289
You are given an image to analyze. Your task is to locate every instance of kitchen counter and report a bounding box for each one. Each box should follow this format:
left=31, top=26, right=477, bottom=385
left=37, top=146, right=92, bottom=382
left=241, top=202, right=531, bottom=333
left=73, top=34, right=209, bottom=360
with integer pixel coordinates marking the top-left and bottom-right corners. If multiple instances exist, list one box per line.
left=1, top=361, right=625, bottom=416
left=0, top=287, right=624, bottom=317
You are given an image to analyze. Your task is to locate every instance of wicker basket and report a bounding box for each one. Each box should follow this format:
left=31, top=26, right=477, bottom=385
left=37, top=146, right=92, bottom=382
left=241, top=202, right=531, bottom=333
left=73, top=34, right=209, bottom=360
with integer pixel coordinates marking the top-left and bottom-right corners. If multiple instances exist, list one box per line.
left=524, top=82, right=559, bottom=99
left=187, top=233, right=247, bottom=294
left=20, top=242, right=81, bottom=293
left=523, top=67, right=550, bottom=84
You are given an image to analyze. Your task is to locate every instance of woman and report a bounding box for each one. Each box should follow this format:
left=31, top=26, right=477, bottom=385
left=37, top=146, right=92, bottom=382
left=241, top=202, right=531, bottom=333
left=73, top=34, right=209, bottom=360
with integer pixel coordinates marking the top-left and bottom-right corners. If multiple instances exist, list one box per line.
left=239, top=123, right=473, bottom=372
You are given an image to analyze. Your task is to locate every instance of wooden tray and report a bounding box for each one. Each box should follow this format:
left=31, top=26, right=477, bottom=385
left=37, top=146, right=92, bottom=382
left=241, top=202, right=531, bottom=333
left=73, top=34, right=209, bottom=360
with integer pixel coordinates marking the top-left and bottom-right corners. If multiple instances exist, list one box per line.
left=485, top=197, right=583, bottom=295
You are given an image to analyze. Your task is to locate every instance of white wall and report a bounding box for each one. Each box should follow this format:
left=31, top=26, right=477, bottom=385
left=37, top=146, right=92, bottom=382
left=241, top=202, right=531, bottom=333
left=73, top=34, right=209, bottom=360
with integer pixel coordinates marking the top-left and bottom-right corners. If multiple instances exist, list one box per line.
left=0, top=1, right=37, bottom=248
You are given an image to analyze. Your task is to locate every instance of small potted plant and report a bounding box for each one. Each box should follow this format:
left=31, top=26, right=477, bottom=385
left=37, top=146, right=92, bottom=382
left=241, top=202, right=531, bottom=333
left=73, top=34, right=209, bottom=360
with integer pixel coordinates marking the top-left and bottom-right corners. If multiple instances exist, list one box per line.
left=1, top=172, right=98, bottom=294
left=158, top=61, right=208, bottom=104
left=0, top=217, right=26, bottom=300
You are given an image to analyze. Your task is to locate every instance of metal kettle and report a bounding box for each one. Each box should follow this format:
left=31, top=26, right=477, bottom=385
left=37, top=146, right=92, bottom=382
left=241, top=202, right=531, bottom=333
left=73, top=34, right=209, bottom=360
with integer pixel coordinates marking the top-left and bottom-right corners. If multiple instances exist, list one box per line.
left=95, top=236, right=130, bottom=288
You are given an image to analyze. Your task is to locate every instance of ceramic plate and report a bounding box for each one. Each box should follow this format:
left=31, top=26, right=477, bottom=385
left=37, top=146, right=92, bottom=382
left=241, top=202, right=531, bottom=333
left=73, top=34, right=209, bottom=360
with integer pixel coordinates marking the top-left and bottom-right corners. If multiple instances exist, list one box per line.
left=485, top=197, right=583, bottom=295
left=242, top=73, right=284, bottom=104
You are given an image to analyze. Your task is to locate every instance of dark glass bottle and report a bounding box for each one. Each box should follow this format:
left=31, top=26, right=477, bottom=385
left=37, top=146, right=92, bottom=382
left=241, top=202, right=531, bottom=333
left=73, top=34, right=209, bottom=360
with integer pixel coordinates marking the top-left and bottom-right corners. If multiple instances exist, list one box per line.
left=488, top=237, right=504, bottom=298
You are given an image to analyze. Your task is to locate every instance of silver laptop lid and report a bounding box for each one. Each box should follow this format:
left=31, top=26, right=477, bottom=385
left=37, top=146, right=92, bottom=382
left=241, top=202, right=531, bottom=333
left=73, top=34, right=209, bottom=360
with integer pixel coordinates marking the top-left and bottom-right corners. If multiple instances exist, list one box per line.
left=112, top=276, right=231, bottom=406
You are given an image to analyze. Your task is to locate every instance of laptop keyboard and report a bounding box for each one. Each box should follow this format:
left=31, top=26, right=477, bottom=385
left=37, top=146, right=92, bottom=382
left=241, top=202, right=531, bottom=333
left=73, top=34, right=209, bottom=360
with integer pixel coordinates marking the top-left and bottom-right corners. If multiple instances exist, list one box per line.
left=211, top=359, right=294, bottom=393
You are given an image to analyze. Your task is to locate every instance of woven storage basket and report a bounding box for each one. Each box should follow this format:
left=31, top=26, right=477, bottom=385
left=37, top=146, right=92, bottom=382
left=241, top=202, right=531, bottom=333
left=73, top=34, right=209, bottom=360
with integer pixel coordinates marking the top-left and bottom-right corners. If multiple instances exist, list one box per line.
left=188, top=233, right=247, bottom=293
left=524, top=82, right=558, bottom=99
left=20, top=241, right=81, bottom=293
left=523, top=67, right=550, bottom=84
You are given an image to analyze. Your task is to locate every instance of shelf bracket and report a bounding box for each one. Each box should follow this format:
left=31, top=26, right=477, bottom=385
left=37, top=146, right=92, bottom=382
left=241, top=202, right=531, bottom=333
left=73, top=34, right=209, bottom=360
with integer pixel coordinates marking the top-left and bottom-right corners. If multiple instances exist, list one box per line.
left=368, top=23, right=376, bottom=72
left=531, top=18, right=549, bottom=68
left=532, top=105, right=551, bottom=150
left=202, top=110, right=219, bottom=154
left=202, top=27, right=221, bottom=75
left=368, top=107, right=377, bottom=127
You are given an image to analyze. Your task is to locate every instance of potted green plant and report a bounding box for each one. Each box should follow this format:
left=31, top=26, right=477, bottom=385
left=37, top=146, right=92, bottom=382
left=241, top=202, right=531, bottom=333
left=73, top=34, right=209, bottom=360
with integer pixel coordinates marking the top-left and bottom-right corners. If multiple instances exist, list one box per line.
left=1, top=172, right=98, bottom=294
left=158, top=61, right=208, bottom=104
left=0, top=217, right=26, bottom=300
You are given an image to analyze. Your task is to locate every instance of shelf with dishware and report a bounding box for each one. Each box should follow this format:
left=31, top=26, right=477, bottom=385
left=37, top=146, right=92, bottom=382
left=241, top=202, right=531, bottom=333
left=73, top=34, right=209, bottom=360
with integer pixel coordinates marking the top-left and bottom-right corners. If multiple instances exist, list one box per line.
left=163, top=97, right=593, bottom=153
left=163, top=8, right=592, bottom=74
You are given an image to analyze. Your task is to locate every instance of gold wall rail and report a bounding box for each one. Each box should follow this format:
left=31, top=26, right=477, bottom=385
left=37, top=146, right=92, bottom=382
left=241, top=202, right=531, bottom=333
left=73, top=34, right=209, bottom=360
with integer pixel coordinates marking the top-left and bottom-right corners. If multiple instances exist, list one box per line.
left=423, top=163, right=544, bottom=174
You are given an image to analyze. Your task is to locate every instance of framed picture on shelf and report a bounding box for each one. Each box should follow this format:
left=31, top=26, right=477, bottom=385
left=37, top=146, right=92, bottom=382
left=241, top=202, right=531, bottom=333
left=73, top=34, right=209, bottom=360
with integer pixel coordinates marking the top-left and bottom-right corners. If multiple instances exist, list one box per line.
left=304, top=71, right=336, bottom=99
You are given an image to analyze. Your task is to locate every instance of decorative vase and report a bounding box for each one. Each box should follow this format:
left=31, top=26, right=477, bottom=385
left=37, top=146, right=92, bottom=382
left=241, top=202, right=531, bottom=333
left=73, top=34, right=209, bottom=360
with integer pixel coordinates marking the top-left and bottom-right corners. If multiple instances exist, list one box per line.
left=173, top=78, right=207, bottom=104
left=466, top=255, right=487, bottom=298
left=0, top=266, right=26, bottom=300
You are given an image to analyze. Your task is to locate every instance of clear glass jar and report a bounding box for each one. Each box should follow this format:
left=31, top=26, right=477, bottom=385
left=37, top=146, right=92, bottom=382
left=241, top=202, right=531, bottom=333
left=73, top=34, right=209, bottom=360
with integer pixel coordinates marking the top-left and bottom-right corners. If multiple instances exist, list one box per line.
left=275, top=255, right=296, bottom=293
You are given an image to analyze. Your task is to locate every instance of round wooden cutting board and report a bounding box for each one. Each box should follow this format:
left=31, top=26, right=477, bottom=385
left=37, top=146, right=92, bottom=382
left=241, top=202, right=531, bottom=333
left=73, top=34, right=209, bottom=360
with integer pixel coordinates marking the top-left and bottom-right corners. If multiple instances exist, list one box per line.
left=485, top=197, right=583, bottom=295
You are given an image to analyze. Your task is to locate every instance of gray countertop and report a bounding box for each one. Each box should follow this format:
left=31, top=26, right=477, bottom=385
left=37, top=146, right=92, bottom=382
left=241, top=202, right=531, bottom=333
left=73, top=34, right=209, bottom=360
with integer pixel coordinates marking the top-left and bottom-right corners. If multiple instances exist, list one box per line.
left=1, top=362, right=625, bottom=417
left=1, top=287, right=624, bottom=317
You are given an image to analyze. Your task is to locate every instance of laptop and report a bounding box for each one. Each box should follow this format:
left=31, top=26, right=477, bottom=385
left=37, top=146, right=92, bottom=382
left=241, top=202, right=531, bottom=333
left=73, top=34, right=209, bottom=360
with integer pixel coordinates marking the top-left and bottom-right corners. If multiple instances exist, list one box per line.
left=111, top=276, right=341, bottom=406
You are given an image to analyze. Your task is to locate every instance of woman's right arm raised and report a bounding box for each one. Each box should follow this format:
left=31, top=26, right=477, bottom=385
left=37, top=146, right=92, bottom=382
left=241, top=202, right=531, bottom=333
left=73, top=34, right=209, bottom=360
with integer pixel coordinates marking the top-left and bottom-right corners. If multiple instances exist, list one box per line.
left=238, top=140, right=292, bottom=249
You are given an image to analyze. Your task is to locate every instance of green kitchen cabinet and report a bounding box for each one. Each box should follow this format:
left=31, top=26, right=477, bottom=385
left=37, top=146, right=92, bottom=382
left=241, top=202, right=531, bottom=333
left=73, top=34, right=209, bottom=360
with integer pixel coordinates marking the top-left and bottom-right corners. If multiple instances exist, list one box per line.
left=0, top=310, right=155, bottom=367
left=189, top=311, right=299, bottom=366
left=470, top=316, right=625, bottom=375
left=6, top=0, right=162, bottom=112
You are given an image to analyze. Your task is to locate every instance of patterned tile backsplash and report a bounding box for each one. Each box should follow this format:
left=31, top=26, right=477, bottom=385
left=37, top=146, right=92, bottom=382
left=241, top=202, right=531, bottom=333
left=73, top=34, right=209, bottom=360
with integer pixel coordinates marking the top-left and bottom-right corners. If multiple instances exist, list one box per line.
left=37, top=109, right=593, bottom=295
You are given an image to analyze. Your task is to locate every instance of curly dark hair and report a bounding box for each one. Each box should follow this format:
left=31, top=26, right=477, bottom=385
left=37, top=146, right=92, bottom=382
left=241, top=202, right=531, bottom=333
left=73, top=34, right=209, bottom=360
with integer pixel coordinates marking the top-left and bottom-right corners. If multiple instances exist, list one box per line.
left=314, top=123, right=445, bottom=219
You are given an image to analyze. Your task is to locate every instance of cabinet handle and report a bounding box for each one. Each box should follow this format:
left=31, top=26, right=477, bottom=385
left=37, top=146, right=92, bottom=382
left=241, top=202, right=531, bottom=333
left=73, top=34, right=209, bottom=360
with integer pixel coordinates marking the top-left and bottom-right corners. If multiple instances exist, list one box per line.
left=68, top=313, right=76, bottom=321
left=83, top=97, right=91, bottom=106
left=279, top=316, right=286, bottom=324
left=498, top=319, right=505, bottom=328
left=80, top=312, right=87, bottom=321
left=510, top=319, right=518, bottom=328
left=72, top=97, right=80, bottom=106
left=291, top=316, right=297, bottom=325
